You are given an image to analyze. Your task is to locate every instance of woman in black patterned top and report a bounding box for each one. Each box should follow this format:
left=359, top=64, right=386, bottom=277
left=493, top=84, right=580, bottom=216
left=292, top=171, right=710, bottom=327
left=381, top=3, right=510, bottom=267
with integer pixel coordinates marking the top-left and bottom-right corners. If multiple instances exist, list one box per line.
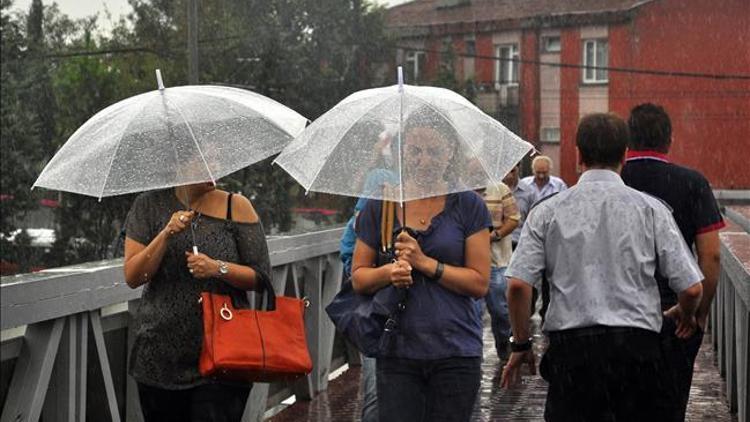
left=124, top=182, right=271, bottom=422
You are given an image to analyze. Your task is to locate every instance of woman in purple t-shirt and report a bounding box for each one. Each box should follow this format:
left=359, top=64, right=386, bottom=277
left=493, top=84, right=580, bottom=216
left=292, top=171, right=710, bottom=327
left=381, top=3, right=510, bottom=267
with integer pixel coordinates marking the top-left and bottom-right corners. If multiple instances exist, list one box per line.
left=351, top=115, right=492, bottom=422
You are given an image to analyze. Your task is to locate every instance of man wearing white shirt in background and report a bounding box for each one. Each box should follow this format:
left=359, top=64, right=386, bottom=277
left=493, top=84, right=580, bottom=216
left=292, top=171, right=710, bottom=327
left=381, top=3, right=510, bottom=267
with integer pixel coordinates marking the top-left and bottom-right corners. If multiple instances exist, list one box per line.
left=521, top=155, right=568, bottom=206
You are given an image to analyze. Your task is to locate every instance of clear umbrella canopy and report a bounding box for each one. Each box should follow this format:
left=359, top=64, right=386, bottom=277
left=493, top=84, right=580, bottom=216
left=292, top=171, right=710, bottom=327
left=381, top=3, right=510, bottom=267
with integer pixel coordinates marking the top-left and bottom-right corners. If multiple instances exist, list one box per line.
left=33, top=71, right=308, bottom=199
left=274, top=80, right=533, bottom=203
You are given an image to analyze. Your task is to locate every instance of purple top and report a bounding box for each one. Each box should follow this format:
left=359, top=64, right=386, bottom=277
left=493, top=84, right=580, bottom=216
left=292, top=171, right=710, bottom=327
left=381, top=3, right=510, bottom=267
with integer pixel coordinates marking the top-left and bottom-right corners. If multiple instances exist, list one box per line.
left=355, top=191, right=492, bottom=359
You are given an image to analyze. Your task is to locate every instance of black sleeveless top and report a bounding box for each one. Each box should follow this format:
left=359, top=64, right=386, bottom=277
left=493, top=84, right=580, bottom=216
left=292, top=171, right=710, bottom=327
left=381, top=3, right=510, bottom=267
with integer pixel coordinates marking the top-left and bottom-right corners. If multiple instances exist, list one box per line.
left=125, top=189, right=271, bottom=389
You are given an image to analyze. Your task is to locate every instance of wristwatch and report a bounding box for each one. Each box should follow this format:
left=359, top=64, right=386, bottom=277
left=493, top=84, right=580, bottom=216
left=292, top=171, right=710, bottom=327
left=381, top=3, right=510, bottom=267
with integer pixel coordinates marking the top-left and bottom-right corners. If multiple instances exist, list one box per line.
left=216, top=260, right=229, bottom=277
left=509, top=336, right=533, bottom=352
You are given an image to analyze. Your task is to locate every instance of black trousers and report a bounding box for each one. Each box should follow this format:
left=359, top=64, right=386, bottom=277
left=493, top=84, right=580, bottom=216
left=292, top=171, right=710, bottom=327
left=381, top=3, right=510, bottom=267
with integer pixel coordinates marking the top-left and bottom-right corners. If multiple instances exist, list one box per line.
left=660, top=317, right=705, bottom=421
left=541, top=326, right=679, bottom=422
left=376, top=356, right=481, bottom=422
left=138, top=382, right=251, bottom=422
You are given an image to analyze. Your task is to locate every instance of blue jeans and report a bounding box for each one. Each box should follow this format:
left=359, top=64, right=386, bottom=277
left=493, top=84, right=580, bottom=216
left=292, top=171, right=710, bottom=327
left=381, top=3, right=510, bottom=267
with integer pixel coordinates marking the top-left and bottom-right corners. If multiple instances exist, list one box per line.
left=485, top=267, right=510, bottom=353
left=361, top=356, right=379, bottom=422
left=376, top=356, right=481, bottom=422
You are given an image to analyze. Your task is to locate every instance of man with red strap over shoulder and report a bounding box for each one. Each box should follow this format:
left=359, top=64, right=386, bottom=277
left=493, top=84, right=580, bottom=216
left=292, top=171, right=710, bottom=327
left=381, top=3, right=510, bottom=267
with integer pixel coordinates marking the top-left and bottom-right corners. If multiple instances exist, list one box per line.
left=621, top=103, right=725, bottom=420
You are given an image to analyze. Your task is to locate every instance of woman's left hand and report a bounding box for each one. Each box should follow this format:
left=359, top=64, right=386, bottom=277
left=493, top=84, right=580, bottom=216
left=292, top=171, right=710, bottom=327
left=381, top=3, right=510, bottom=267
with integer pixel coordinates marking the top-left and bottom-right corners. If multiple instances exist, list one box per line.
left=185, top=251, right=220, bottom=279
left=394, top=230, right=427, bottom=269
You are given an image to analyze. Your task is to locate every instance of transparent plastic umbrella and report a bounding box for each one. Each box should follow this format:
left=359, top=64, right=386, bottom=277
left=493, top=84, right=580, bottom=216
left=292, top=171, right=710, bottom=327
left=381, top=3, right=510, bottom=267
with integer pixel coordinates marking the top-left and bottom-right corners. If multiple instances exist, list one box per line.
left=33, top=70, right=308, bottom=199
left=274, top=67, right=533, bottom=206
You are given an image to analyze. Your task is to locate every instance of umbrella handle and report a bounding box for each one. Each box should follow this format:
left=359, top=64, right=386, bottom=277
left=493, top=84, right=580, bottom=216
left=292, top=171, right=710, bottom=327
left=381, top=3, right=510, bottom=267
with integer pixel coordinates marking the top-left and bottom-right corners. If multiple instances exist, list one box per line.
left=397, top=66, right=404, bottom=92
left=193, top=245, right=199, bottom=255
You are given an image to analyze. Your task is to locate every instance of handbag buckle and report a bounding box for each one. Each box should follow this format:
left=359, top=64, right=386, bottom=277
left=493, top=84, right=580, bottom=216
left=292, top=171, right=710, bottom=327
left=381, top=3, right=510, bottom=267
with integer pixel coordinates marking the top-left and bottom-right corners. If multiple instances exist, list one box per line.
left=383, top=318, right=397, bottom=332
left=220, top=303, right=233, bottom=321
left=302, top=297, right=311, bottom=308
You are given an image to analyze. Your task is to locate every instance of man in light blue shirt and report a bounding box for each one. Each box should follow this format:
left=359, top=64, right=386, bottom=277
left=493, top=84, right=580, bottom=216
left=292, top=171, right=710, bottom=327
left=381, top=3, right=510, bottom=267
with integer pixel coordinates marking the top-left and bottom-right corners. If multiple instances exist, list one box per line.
left=501, top=113, right=703, bottom=421
left=502, top=165, right=534, bottom=248
left=520, top=155, right=567, bottom=206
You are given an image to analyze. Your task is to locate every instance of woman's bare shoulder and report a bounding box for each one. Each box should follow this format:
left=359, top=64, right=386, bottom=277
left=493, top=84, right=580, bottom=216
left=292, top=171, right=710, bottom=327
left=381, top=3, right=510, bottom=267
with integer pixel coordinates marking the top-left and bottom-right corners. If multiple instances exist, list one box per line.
left=229, top=193, right=259, bottom=224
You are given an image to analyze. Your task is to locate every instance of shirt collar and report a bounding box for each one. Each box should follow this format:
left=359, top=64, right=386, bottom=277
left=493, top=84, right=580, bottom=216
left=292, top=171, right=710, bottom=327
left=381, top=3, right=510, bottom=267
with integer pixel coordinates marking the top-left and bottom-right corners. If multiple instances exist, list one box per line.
left=626, top=150, right=670, bottom=163
left=577, top=169, right=625, bottom=185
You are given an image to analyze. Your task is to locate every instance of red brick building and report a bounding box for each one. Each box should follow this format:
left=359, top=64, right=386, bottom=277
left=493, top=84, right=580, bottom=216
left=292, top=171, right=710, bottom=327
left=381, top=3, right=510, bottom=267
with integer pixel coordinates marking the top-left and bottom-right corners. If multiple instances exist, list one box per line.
left=386, top=0, right=750, bottom=188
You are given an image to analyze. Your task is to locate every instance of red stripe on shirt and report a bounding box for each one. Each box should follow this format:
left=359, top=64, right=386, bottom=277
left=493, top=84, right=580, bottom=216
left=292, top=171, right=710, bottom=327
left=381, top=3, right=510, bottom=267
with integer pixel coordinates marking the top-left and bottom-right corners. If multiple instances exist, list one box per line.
left=696, top=220, right=726, bottom=234
left=626, top=150, right=670, bottom=163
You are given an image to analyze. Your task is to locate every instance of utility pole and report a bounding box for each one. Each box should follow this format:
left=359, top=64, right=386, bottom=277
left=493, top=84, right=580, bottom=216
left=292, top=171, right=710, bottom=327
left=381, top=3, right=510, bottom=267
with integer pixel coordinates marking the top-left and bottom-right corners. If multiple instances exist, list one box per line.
left=187, top=0, right=199, bottom=84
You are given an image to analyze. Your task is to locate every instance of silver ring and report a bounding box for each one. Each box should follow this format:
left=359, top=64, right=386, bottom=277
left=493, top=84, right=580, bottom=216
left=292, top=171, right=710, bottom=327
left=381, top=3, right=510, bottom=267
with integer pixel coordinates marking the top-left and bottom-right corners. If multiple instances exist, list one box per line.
left=189, top=268, right=194, bottom=274
left=179, top=215, right=186, bottom=223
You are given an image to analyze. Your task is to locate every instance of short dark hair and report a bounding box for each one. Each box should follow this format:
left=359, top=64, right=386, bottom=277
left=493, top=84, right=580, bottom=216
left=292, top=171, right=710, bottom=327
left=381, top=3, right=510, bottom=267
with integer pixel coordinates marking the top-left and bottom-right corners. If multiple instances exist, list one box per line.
left=576, top=113, right=629, bottom=168
left=627, top=103, right=672, bottom=151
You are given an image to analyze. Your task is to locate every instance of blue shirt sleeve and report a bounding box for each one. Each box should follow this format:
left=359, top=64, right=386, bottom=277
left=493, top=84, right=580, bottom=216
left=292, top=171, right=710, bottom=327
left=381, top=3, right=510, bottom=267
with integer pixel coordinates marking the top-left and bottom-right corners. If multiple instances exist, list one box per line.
left=459, top=191, right=493, bottom=237
left=355, top=199, right=382, bottom=251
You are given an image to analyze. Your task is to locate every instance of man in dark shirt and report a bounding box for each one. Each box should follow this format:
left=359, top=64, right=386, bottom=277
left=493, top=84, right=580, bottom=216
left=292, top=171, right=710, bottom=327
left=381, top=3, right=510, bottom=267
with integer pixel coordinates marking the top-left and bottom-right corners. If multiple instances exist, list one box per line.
left=621, top=103, right=725, bottom=420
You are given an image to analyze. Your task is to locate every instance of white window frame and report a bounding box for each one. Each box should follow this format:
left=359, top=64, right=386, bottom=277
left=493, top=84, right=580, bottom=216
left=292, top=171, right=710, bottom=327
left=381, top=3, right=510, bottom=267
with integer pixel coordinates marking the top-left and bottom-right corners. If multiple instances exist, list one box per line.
left=582, top=39, right=609, bottom=84
left=541, top=36, right=561, bottom=53
left=540, top=127, right=561, bottom=143
left=405, top=51, right=426, bottom=83
left=494, top=44, right=519, bottom=88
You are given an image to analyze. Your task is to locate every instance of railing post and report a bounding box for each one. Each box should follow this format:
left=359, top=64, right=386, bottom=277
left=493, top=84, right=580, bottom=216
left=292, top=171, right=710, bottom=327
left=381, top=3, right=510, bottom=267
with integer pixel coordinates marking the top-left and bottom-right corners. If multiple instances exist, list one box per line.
left=43, top=313, right=88, bottom=422
left=1, top=318, right=65, bottom=422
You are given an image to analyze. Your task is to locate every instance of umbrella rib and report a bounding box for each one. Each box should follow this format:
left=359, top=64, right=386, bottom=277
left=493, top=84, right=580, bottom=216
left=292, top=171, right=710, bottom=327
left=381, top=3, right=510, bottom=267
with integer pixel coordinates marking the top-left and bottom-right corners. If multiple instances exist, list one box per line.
left=410, top=94, right=502, bottom=188
left=163, top=95, right=217, bottom=185
left=305, top=93, right=395, bottom=193
left=97, top=98, right=152, bottom=200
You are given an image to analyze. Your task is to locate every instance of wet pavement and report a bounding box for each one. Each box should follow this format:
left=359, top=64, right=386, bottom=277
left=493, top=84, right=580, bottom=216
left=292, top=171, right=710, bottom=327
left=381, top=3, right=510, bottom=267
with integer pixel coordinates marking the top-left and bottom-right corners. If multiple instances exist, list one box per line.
left=269, top=312, right=736, bottom=422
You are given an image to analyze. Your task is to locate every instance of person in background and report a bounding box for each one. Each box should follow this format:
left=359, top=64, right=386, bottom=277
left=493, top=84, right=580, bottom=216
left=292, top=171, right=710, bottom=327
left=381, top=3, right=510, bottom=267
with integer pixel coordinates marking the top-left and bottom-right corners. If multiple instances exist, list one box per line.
left=339, top=126, right=396, bottom=422
left=521, top=155, right=567, bottom=206
left=622, top=103, right=725, bottom=420
left=503, top=164, right=537, bottom=315
left=502, top=165, right=533, bottom=250
left=482, top=181, right=520, bottom=362
left=502, top=113, right=703, bottom=421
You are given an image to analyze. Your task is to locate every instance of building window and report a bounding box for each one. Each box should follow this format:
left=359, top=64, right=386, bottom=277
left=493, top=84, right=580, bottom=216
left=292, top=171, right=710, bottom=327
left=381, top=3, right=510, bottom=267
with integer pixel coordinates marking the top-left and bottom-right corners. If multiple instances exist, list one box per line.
left=465, top=39, right=476, bottom=56
left=495, top=44, right=519, bottom=87
left=582, top=39, right=608, bottom=83
left=405, top=50, right=426, bottom=84
left=541, top=127, right=561, bottom=143
left=541, top=36, right=561, bottom=53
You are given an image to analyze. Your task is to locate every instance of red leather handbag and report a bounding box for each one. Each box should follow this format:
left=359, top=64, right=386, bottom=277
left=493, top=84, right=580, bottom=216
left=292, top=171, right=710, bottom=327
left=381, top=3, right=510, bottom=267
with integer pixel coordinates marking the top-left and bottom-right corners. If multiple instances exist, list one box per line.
left=199, top=285, right=313, bottom=383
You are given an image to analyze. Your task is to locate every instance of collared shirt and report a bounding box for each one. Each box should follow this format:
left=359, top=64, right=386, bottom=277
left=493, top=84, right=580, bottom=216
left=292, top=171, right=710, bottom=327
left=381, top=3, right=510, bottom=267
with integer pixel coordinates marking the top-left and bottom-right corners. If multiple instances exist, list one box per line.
left=506, top=170, right=703, bottom=333
left=622, top=150, right=725, bottom=309
left=509, top=180, right=534, bottom=244
left=483, top=182, right=521, bottom=268
left=521, top=175, right=568, bottom=206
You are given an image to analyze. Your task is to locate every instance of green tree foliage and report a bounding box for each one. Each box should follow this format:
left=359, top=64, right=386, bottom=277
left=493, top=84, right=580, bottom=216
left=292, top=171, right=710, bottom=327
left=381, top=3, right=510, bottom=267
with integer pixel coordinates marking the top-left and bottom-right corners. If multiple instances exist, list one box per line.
left=1, top=0, right=392, bottom=273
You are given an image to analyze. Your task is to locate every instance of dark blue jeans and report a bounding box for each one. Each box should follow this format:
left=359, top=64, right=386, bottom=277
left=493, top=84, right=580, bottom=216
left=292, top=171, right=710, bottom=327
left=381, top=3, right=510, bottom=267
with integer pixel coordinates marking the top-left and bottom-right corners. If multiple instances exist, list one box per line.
left=485, top=267, right=510, bottom=356
left=376, top=356, right=481, bottom=422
